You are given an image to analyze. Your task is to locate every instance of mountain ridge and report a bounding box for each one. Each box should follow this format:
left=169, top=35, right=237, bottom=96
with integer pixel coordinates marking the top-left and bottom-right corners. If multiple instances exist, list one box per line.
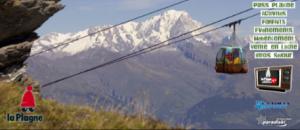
left=26, top=10, right=300, bottom=129
left=30, top=10, right=227, bottom=58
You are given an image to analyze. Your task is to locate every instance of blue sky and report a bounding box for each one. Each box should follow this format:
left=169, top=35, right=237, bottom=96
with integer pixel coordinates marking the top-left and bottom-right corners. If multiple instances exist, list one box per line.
left=37, top=0, right=300, bottom=36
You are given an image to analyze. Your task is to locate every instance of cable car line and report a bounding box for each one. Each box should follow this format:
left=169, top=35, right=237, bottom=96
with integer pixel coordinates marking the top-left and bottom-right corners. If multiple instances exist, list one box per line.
left=41, top=0, right=297, bottom=87
left=41, top=12, right=263, bottom=88
left=41, top=7, right=258, bottom=88
left=29, top=0, right=191, bottom=58
left=29, top=0, right=267, bottom=58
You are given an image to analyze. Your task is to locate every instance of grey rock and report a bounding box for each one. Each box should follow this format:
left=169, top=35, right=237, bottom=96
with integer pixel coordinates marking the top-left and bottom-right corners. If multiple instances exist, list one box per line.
left=0, top=0, right=64, bottom=41
left=0, top=0, right=63, bottom=74
left=0, top=33, right=37, bottom=74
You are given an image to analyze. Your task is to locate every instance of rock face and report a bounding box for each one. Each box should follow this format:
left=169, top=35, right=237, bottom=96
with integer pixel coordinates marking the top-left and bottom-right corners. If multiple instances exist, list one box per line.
left=0, top=33, right=38, bottom=73
left=0, top=0, right=64, bottom=74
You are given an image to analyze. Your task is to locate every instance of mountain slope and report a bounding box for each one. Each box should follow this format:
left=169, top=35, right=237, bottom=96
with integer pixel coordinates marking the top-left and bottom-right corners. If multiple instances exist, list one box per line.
left=26, top=9, right=300, bottom=129
left=27, top=10, right=228, bottom=125
left=0, top=82, right=171, bottom=129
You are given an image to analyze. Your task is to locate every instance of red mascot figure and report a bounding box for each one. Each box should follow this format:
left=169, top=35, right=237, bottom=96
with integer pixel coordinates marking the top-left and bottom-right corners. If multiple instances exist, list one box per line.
left=20, top=86, right=35, bottom=112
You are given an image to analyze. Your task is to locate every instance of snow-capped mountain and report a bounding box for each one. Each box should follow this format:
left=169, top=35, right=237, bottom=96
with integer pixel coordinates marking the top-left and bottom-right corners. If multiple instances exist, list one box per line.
left=31, top=10, right=226, bottom=57
left=26, top=10, right=300, bottom=129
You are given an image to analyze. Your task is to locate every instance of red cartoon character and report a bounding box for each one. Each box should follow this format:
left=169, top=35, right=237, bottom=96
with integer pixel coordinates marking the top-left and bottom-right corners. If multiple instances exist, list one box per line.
left=271, top=77, right=278, bottom=85
left=20, top=86, right=35, bottom=112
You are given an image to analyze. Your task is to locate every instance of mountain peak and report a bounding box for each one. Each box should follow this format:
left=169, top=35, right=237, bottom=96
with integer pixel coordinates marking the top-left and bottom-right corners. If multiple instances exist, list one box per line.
left=162, top=10, right=189, bottom=17
left=32, top=10, right=218, bottom=56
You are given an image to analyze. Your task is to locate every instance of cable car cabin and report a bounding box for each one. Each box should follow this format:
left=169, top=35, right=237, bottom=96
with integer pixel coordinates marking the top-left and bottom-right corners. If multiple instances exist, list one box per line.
left=215, top=46, right=248, bottom=74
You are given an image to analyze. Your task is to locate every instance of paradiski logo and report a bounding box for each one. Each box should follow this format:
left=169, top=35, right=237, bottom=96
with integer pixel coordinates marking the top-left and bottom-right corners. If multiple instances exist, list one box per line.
left=256, top=115, right=292, bottom=127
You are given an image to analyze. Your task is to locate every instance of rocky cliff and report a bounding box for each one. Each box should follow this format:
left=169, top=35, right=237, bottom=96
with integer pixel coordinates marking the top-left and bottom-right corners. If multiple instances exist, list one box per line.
left=0, top=0, right=64, bottom=75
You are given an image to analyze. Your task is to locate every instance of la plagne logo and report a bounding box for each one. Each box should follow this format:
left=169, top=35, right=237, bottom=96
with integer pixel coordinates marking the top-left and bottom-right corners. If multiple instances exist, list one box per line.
left=6, top=85, right=43, bottom=123
left=256, top=115, right=292, bottom=127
